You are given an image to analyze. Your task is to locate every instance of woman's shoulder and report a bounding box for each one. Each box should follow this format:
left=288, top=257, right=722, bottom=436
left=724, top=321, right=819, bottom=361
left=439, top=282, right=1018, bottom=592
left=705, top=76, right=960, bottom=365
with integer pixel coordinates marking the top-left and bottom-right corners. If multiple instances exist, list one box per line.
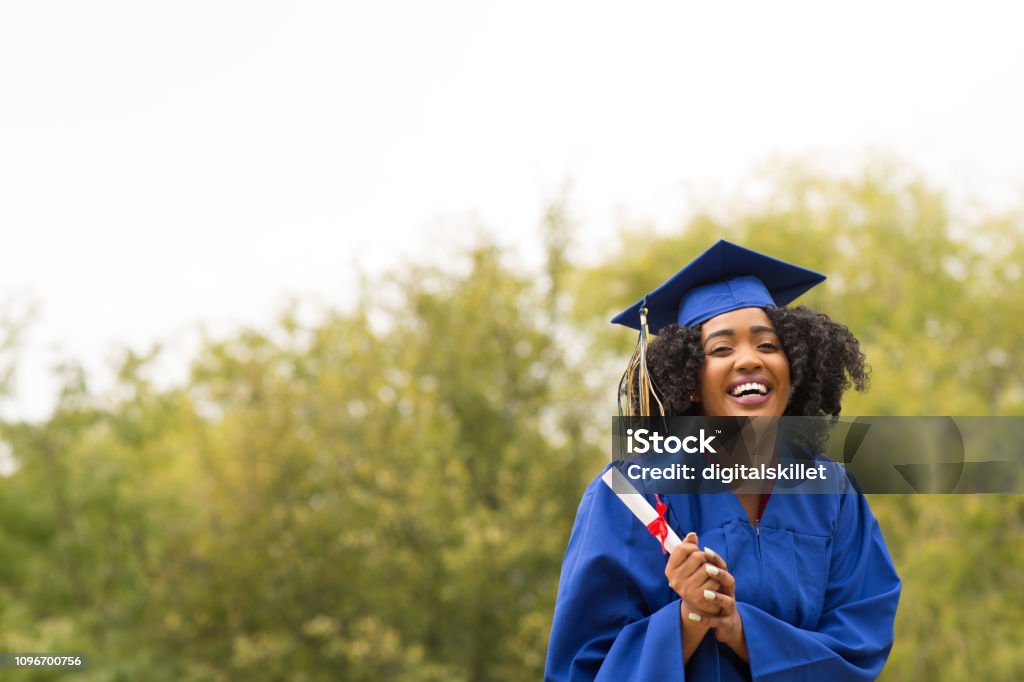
left=570, top=463, right=673, bottom=548
left=574, top=463, right=644, bottom=527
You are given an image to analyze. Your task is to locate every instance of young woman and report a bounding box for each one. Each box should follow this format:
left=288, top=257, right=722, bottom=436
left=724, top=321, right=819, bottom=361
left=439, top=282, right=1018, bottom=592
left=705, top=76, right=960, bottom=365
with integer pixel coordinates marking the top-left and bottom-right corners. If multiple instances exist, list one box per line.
left=545, top=240, right=901, bottom=681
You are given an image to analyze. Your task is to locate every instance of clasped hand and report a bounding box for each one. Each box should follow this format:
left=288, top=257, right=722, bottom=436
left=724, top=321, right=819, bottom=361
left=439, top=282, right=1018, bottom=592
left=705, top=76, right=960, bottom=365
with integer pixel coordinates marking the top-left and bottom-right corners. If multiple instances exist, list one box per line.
left=664, top=532, right=746, bottom=656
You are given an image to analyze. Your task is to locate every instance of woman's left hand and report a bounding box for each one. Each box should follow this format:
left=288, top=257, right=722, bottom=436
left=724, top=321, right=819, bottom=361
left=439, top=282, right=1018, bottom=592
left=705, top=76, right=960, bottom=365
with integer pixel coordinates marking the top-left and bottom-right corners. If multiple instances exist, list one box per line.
left=698, top=587, right=749, bottom=663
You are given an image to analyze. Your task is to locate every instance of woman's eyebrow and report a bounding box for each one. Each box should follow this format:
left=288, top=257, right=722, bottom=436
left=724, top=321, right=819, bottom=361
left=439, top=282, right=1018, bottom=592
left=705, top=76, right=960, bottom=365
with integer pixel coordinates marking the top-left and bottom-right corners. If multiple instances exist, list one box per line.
left=703, top=328, right=734, bottom=342
left=704, top=325, right=778, bottom=343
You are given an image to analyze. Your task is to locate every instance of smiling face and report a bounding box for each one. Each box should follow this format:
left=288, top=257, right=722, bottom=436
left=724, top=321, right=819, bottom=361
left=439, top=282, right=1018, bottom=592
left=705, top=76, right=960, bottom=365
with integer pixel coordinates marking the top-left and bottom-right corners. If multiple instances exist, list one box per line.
left=697, top=307, right=791, bottom=418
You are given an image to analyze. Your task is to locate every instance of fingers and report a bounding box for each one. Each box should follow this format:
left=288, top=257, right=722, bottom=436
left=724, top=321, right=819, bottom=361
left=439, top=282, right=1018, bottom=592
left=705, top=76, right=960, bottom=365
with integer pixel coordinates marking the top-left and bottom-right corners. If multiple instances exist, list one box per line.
left=685, top=590, right=736, bottom=624
left=704, top=591, right=734, bottom=613
left=693, top=586, right=725, bottom=615
left=681, top=598, right=721, bottom=620
left=701, top=562, right=735, bottom=595
left=665, top=533, right=738, bottom=616
left=666, top=536, right=729, bottom=590
left=665, top=533, right=702, bottom=574
left=700, top=561, right=733, bottom=585
left=667, top=536, right=739, bottom=626
left=697, top=576, right=720, bottom=594
left=699, top=605, right=738, bottom=629
left=668, top=567, right=712, bottom=599
left=667, top=534, right=728, bottom=572
left=668, top=562, right=720, bottom=610
left=702, top=545, right=729, bottom=571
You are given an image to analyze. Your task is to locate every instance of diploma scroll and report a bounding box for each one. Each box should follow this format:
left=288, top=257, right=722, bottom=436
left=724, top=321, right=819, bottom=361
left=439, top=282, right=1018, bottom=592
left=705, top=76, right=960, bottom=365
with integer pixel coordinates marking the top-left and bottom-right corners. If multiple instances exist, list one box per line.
left=601, top=467, right=683, bottom=553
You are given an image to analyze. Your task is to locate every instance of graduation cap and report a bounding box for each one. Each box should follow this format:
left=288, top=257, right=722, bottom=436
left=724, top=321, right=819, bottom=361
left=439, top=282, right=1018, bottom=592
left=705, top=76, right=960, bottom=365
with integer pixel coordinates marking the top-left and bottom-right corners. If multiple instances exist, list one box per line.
left=612, top=239, right=826, bottom=333
left=615, top=240, right=825, bottom=417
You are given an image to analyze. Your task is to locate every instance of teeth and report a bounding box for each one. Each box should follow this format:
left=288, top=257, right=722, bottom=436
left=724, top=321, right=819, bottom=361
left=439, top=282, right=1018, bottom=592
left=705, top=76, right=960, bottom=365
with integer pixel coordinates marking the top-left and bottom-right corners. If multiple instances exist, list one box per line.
left=730, top=382, right=768, bottom=396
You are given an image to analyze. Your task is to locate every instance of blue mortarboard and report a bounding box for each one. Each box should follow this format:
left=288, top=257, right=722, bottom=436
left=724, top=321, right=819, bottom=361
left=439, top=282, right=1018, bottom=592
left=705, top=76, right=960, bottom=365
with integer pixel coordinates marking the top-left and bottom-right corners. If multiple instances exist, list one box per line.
left=612, top=240, right=826, bottom=333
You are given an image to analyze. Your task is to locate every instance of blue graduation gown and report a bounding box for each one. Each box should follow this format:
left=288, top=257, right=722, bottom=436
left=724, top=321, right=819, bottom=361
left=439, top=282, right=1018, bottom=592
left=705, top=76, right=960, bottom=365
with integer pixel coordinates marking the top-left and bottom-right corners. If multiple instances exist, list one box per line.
left=544, top=464, right=901, bottom=681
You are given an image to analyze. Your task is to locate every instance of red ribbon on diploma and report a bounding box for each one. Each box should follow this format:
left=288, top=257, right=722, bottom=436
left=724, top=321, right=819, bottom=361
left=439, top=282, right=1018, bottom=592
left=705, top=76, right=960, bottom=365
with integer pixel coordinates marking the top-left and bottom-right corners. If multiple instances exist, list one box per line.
left=645, top=494, right=669, bottom=554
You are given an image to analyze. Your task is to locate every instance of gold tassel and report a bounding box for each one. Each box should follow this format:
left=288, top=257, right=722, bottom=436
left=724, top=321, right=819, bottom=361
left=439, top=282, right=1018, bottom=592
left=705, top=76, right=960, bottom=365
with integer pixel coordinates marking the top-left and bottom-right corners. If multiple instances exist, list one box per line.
left=618, top=305, right=666, bottom=418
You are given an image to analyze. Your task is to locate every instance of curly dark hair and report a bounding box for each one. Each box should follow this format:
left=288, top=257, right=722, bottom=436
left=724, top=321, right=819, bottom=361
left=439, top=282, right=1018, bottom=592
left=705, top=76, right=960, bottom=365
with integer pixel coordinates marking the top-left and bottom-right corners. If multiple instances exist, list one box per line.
left=641, top=306, right=868, bottom=417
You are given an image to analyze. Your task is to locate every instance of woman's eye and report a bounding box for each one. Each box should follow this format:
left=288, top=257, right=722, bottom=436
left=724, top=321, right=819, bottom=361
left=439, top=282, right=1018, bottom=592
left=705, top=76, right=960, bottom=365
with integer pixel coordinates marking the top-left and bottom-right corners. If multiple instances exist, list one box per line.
left=758, top=342, right=779, bottom=351
left=708, top=346, right=732, bottom=356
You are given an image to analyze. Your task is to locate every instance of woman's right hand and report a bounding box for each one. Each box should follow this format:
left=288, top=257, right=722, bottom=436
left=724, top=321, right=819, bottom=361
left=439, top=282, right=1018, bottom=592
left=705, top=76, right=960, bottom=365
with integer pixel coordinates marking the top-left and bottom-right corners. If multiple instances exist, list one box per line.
left=665, top=532, right=734, bottom=621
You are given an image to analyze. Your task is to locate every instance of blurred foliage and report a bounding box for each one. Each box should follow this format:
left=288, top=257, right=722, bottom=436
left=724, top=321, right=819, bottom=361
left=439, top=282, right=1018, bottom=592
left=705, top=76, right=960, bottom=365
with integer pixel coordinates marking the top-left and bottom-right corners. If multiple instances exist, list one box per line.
left=0, top=159, right=1022, bottom=680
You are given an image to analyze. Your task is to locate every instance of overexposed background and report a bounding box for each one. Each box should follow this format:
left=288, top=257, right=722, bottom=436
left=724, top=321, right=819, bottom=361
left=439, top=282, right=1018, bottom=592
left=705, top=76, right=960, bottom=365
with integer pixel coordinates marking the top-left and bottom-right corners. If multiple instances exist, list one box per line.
left=2, top=0, right=1023, bottom=419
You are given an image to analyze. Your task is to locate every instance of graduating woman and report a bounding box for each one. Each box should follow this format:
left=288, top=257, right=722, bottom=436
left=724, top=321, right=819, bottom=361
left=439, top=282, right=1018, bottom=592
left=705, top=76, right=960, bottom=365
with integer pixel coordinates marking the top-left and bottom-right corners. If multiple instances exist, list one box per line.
left=544, top=240, right=901, bottom=681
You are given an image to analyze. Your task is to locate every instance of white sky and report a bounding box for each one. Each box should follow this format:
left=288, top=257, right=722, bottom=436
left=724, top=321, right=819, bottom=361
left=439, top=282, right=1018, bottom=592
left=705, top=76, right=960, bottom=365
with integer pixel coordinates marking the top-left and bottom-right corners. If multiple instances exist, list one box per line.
left=2, top=0, right=1024, bottom=420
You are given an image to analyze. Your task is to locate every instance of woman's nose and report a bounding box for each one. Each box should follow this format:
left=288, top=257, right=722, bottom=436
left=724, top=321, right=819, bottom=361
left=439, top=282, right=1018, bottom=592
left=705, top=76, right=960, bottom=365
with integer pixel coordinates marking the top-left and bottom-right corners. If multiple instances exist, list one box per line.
left=733, top=344, right=763, bottom=371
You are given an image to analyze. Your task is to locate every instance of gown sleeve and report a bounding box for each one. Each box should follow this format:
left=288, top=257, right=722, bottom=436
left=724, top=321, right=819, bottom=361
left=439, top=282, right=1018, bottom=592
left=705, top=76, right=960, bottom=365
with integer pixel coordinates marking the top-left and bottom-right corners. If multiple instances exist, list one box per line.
left=544, top=475, right=687, bottom=681
left=738, top=490, right=902, bottom=681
